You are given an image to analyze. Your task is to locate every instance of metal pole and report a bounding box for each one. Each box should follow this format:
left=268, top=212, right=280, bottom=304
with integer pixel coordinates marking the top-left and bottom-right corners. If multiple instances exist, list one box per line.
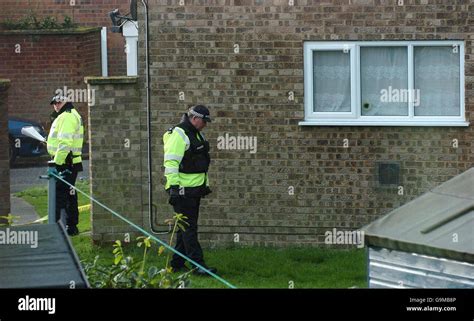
left=48, top=174, right=56, bottom=224
left=101, top=27, right=108, bottom=77
left=40, top=161, right=56, bottom=224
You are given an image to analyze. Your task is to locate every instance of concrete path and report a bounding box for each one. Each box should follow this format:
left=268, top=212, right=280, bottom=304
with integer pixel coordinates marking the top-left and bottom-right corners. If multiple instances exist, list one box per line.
left=9, top=160, right=89, bottom=227
left=10, top=195, right=41, bottom=226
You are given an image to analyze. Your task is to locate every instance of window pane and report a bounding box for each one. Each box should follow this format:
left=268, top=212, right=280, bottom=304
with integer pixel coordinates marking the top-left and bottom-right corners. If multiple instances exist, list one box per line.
left=313, top=50, right=351, bottom=112
left=414, top=46, right=460, bottom=116
left=360, top=47, right=408, bottom=116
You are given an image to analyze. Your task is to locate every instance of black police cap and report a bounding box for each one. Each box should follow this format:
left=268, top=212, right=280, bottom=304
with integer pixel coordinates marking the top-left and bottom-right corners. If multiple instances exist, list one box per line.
left=189, top=105, right=212, bottom=122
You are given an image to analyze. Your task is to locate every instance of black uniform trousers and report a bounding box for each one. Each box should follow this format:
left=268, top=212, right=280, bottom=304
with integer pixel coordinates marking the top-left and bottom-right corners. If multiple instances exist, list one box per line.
left=55, top=166, right=79, bottom=228
left=170, top=196, right=205, bottom=268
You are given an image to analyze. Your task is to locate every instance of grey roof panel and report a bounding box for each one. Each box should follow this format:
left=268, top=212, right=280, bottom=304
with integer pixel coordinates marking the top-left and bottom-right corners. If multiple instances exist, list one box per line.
left=0, top=224, right=89, bottom=288
left=362, top=168, right=474, bottom=263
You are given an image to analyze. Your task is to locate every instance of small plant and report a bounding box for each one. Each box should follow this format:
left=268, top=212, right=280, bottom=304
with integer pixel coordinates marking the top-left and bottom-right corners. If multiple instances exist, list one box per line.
left=0, top=214, right=20, bottom=226
left=39, top=16, right=60, bottom=29
left=83, top=213, right=192, bottom=289
left=164, top=213, right=189, bottom=270
left=62, top=16, right=76, bottom=29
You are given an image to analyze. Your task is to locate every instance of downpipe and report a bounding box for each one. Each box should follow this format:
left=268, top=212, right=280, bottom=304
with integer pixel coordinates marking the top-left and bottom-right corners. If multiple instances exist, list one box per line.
left=142, top=0, right=171, bottom=235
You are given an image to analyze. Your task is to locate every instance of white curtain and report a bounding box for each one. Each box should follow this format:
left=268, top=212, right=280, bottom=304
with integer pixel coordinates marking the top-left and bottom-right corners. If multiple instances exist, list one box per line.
left=414, top=46, right=460, bottom=116
left=313, top=50, right=351, bottom=112
left=360, top=47, right=408, bottom=116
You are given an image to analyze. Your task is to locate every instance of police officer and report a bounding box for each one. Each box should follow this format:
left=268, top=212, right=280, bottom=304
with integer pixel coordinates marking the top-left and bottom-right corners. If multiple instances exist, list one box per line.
left=47, top=95, right=84, bottom=236
left=163, top=105, right=217, bottom=275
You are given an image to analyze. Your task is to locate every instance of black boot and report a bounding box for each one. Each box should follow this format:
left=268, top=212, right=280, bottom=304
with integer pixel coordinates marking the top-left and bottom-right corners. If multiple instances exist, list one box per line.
left=66, top=225, right=79, bottom=236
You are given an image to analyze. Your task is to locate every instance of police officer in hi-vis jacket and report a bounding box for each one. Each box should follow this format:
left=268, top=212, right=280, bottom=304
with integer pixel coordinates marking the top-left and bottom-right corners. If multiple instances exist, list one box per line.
left=47, top=95, right=84, bottom=236
left=163, top=105, right=217, bottom=275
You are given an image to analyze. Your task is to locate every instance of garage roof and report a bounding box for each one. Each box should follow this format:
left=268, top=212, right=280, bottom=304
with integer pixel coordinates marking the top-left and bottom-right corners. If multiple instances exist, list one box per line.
left=0, top=223, right=89, bottom=288
left=362, top=168, right=474, bottom=263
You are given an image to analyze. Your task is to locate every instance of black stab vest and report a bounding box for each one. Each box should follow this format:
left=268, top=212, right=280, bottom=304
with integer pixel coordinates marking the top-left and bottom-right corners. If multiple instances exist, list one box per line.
left=173, top=119, right=210, bottom=174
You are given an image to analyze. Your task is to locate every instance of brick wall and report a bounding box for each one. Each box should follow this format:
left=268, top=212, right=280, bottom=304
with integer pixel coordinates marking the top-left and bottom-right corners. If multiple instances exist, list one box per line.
left=90, top=0, right=473, bottom=247
left=0, top=29, right=102, bottom=130
left=0, top=0, right=129, bottom=76
left=0, top=79, right=11, bottom=224
left=145, top=0, right=473, bottom=247
left=85, top=76, right=145, bottom=244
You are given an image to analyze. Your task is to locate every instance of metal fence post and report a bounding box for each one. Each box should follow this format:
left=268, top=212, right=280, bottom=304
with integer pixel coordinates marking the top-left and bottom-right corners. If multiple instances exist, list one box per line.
left=47, top=161, right=56, bottom=224
left=40, top=160, right=56, bottom=224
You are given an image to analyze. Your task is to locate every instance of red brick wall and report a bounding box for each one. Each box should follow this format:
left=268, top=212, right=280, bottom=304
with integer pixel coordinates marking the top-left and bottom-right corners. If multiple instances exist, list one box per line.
left=0, top=0, right=129, bottom=76
left=0, top=29, right=101, bottom=130
left=0, top=80, right=10, bottom=223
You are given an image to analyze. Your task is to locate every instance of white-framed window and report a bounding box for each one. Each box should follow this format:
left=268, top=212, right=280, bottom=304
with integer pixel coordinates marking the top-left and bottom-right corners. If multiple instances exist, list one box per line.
left=300, top=41, right=467, bottom=127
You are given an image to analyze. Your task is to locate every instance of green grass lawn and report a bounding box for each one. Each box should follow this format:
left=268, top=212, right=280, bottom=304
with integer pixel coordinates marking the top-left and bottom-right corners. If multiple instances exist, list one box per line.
left=15, top=180, right=91, bottom=233
left=16, top=183, right=367, bottom=289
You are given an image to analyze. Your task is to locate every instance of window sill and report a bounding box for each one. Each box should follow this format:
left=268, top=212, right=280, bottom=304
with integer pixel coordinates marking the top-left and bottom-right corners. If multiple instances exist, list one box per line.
left=298, top=120, right=470, bottom=127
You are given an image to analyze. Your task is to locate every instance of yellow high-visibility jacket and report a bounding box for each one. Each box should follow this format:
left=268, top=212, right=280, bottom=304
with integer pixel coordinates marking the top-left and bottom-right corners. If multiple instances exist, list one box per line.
left=47, top=107, right=84, bottom=165
left=163, top=124, right=210, bottom=191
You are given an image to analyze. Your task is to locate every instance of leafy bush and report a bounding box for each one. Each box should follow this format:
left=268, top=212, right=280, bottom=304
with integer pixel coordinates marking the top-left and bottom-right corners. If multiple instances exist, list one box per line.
left=2, top=17, right=32, bottom=30
left=83, top=213, right=193, bottom=289
left=2, top=15, right=77, bottom=30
